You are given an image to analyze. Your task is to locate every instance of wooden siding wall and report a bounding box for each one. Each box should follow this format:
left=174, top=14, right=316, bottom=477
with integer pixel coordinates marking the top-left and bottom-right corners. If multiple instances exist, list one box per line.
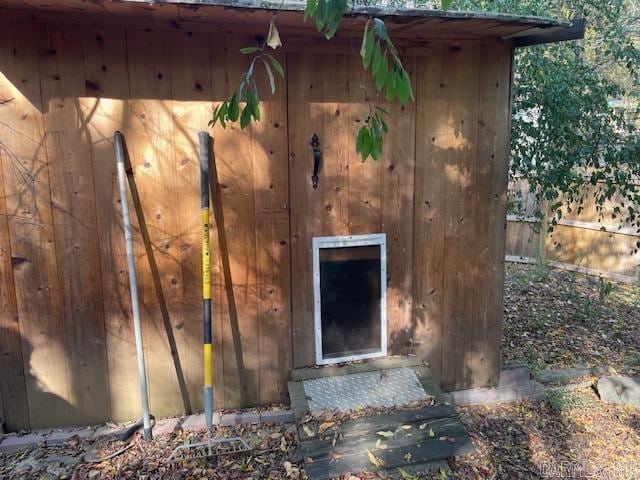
left=412, top=42, right=511, bottom=391
left=0, top=18, right=513, bottom=430
left=286, top=42, right=512, bottom=391
left=0, top=21, right=291, bottom=430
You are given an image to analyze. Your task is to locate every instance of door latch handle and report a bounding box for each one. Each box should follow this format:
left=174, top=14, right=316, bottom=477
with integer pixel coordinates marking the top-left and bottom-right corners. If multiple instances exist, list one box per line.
left=310, top=134, right=321, bottom=190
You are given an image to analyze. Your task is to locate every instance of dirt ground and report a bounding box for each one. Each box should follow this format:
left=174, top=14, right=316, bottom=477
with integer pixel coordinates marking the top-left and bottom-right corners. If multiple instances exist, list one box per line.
left=1, top=264, right=639, bottom=479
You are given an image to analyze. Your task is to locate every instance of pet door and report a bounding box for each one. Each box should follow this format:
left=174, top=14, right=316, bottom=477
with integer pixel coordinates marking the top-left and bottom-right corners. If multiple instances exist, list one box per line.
left=313, top=234, right=387, bottom=365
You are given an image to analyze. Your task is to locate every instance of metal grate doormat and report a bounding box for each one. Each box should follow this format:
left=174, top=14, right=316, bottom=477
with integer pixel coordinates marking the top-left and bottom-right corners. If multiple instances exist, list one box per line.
left=302, top=367, right=428, bottom=411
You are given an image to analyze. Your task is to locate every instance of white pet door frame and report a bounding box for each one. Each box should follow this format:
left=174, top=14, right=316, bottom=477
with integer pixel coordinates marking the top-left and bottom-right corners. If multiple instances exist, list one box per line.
left=313, top=233, right=387, bottom=365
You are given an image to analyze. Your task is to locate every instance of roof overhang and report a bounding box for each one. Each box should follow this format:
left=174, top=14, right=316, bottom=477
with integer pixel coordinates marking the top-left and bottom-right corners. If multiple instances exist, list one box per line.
left=0, top=0, right=585, bottom=47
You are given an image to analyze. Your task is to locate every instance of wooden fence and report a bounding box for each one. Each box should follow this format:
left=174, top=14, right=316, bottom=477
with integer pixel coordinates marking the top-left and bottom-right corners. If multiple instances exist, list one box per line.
left=505, top=177, right=640, bottom=283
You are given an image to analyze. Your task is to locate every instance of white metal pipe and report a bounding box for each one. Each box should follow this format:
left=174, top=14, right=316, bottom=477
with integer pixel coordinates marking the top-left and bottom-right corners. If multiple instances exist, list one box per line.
left=114, top=131, right=152, bottom=441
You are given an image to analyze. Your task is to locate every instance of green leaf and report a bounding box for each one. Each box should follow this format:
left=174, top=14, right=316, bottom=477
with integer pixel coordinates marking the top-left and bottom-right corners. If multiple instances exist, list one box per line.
left=315, top=0, right=326, bottom=31
left=404, top=69, right=415, bottom=101
left=371, top=132, right=383, bottom=160
left=440, top=0, right=452, bottom=10
left=240, top=104, right=252, bottom=129
left=265, top=54, right=285, bottom=78
left=267, top=19, right=282, bottom=49
left=374, top=53, right=388, bottom=91
left=239, top=46, right=261, bottom=55
left=397, top=69, right=412, bottom=104
left=228, top=93, right=239, bottom=122
left=218, top=102, right=228, bottom=128
left=303, top=0, right=317, bottom=22
left=262, top=59, right=276, bottom=94
left=323, top=0, right=347, bottom=39
left=356, top=126, right=371, bottom=161
left=385, top=69, right=397, bottom=101
left=247, top=91, right=260, bottom=121
left=360, top=20, right=370, bottom=60
left=372, top=41, right=382, bottom=77
left=363, top=26, right=375, bottom=69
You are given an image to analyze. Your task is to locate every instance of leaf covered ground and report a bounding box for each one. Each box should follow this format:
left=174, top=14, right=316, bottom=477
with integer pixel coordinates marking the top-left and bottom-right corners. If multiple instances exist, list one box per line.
left=0, top=423, right=304, bottom=480
left=4, top=388, right=638, bottom=479
left=452, top=387, right=640, bottom=479
left=503, top=263, right=640, bottom=376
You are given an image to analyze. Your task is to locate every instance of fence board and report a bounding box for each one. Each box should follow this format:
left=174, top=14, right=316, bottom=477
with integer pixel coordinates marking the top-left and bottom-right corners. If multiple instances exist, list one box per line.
left=507, top=180, right=640, bottom=283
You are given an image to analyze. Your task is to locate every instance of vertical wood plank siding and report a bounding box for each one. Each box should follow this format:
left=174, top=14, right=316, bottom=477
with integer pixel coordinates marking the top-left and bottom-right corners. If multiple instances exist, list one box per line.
left=0, top=19, right=512, bottom=429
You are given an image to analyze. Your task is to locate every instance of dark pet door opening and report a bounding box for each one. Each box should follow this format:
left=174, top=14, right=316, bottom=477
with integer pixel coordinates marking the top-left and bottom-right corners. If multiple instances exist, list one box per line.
left=313, top=235, right=387, bottom=364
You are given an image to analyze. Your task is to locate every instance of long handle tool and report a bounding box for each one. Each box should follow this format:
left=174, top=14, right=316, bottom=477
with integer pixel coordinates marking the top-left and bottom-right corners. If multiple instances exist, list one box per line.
left=169, top=132, right=252, bottom=463
left=114, top=131, right=153, bottom=442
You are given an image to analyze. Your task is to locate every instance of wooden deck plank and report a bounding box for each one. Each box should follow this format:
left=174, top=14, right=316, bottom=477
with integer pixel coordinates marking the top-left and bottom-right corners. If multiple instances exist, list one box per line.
left=304, top=433, right=473, bottom=479
left=298, top=404, right=459, bottom=441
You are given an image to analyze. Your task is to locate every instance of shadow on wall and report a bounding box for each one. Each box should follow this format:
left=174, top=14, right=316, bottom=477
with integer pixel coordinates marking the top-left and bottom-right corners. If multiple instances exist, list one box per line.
left=0, top=327, right=75, bottom=430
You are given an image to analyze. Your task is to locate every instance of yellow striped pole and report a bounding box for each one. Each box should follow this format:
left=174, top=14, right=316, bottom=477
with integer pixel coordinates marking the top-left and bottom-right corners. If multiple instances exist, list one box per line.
left=199, top=132, right=214, bottom=433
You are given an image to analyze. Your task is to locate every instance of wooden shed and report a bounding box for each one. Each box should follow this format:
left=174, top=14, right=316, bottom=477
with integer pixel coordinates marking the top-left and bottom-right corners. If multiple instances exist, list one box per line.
left=0, top=0, right=583, bottom=430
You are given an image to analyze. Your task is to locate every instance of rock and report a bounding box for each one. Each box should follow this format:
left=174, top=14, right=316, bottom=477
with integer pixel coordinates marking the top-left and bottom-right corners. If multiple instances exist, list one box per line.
left=537, top=368, right=593, bottom=385
left=597, top=376, right=640, bottom=408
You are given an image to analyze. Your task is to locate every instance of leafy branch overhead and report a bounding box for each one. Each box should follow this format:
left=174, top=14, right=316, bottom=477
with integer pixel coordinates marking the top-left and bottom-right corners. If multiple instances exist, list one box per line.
left=209, top=1, right=415, bottom=161
left=357, top=18, right=414, bottom=160
left=209, top=20, right=284, bottom=130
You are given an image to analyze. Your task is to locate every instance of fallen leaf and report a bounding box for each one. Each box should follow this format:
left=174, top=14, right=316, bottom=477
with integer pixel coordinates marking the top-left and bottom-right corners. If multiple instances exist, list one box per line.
left=329, top=451, right=343, bottom=463
left=376, top=430, right=394, bottom=438
left=366, top=448, right=385, bottom=468
left=319, top=421, right=335, bottom=434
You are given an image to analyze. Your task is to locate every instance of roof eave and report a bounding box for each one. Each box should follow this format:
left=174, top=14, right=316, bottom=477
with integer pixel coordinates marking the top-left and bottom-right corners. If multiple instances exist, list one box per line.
left=509, top=18, right=586, bottom=47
